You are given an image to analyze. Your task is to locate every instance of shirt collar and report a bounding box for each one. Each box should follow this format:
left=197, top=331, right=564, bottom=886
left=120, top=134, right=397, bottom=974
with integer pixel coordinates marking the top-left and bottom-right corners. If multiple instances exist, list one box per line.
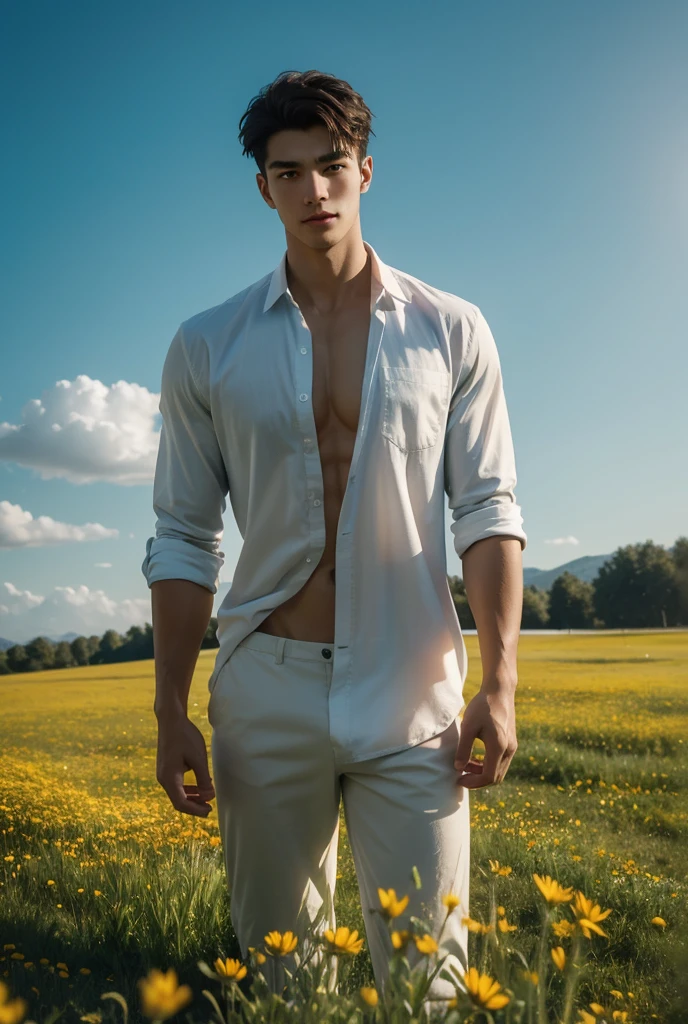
left=262, top=239, right=408, bottom=314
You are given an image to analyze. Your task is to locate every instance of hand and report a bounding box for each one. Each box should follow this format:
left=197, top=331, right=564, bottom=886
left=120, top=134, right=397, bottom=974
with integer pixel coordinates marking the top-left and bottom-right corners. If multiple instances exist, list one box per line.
left=156, top=712, right=216, bottom=816
left=454, top=686, right=518, bottom=789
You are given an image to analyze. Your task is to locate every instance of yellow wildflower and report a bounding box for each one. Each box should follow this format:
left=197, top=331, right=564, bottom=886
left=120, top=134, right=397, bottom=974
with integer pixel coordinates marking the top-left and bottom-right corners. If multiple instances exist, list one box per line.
left=323, top=927, right=364, bottom=955
left=414, top=934, right=438, bottom=955
left=462, top=967, right=510, bottom=1010
left=248, top=946, right=267, bottom=965
left=360, top=986, right=378, bottom=1007
left=137, top=968, right=192, bottom=1021
left=552, top=919, right=577, bottom=938
left=462, top=916, right=493, bottom=935
left=498, top=915, right=517, bottom=933
left=377, top=888, right=409, bottom=919
left=0, top=980, right=28, bottom=1024
left=577, top=1012, right=596, bottom=1024
left=391, top=930, right=411, bottom=952
left=551, top=946, right=566, bottom=971
left=651, top=916, right=666, bottom=928
left=442, top=892, right=460, bottom=912
left=590, top=1003, right=606, bottom=1014
left=533, top=873, right=574, bottom=904
left=214, top=958, right=247, bottom=981
left=610, top=989, right=624, bottom=999
left=571, top=892, right=612, bottom=939
left=264, top=931, right=298, bottom=956
left=612, top=1012, right=628, bottom=1022
left=489, top=860, right=513, bottom=876
left=522, top=970, right=538, bottom=984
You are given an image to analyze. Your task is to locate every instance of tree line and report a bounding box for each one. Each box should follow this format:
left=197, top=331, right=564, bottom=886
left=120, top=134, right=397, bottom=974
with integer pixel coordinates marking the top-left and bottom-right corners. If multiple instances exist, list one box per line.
left=450, top=537, right=687, bottom=630
left=1, top=537, right=686, bottom=675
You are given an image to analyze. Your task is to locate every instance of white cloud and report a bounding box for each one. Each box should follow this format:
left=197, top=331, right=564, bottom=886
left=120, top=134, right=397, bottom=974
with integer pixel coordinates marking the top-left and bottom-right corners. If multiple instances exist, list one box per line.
left=0, top=500, right=119, bottom=549
left=1, top=581, right=151, bottom=644
left=0, top=375, right=160, bottom=484
left=94, top=562, right=112, bottom=568
left=3, top=581, right=44, bottom=609
left=544, top=536, right=580, bottom=546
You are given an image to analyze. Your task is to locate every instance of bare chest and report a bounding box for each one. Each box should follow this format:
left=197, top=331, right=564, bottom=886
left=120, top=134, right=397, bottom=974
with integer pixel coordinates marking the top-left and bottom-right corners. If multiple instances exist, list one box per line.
left=303, top=304, right=372, bottom=439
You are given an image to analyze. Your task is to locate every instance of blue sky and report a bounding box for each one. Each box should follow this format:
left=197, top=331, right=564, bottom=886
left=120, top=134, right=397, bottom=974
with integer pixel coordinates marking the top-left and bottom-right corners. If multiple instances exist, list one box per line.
left=1, top=0, right=686, bottom=642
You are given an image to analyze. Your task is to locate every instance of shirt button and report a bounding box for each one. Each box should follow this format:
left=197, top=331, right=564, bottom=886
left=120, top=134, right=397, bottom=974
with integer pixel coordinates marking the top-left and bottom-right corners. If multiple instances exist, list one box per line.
left=306, top=557, right=312, bottom=563
left=300, top=347, right=308, bottom=354
left=313, top=499, right=321, bottom=506
left=321, top=648, right=332, bottom=659
left=299, top=393, right=308, bottom=402
left=304, top=437, right=312, bottom=444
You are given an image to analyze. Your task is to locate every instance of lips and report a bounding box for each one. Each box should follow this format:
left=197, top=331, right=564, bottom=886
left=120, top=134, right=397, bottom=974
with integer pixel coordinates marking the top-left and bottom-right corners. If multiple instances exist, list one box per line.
left=305, top=214, right=337, bottom=222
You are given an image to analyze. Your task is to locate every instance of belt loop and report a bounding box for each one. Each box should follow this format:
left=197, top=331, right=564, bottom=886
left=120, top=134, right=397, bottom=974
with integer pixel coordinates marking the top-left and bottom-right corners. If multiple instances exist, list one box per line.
left=274, top=637, right=287, bottom=664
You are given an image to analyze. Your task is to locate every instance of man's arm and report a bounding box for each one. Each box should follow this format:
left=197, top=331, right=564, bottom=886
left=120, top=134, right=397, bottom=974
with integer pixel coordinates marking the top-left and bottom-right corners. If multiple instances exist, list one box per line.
left=141, top=322, right=229, bottom=815
left=151, top=578, right=214, bottom=720
left=461, top=535, right=523, bottom=694
left=142, top=323, right=229, bottom=713
left=443, top=307, right=527, bottom=787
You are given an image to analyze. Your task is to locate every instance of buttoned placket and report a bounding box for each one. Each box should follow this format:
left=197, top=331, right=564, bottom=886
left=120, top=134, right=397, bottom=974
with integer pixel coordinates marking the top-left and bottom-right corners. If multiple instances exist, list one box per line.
left=287, top=289, right=388, bottom=760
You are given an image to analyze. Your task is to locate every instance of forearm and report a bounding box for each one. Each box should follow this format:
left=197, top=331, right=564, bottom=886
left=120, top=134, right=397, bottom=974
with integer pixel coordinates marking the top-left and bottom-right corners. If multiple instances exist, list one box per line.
left=460, top=536, right=523, bottom=693
left=150, top=578, right=214, bottom=719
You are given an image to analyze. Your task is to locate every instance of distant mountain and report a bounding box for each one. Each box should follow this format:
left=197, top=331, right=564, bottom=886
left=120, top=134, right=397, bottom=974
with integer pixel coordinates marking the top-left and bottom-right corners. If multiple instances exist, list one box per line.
left=0, top=630, right=84, bottom=650
left=523, top=554, right=613, bottom=592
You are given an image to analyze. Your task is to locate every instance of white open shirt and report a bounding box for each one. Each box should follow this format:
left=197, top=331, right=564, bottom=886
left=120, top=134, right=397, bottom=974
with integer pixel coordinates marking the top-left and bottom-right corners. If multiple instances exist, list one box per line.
left=142, top=240, right=527, bottom=762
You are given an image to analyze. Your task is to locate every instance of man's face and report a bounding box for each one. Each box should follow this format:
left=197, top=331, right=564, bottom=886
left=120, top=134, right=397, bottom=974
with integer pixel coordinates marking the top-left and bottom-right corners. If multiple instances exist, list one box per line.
left=256, top=124, right=372, bottom=246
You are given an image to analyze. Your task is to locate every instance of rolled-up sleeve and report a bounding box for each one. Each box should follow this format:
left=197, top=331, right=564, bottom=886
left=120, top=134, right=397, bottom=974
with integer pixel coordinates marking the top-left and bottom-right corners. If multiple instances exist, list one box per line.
left=141, top=322, right=229, bottom=594
left=444, top=307, right=527, bottom=559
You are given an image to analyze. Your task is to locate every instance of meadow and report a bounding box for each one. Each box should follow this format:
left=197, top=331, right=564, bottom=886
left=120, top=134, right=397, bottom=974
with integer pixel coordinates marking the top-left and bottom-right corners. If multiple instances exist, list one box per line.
left=1, top=631, right=686, bottom=1023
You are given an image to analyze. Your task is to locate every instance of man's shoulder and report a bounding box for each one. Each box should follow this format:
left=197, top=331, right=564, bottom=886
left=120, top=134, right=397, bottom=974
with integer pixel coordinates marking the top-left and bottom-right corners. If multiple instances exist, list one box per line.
left=178, top=269, right=272, bottom=338
left=391, top=263, right=481, bottom=324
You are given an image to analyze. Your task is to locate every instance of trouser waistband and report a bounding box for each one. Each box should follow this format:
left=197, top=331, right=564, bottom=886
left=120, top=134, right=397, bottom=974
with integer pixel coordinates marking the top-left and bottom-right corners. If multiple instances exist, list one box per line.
left=237, top=629, right=335, bottom=664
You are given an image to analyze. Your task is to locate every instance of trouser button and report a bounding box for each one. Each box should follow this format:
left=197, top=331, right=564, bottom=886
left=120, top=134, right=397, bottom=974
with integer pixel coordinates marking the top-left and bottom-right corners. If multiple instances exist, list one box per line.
left=321, top=648, right=332, bottom=659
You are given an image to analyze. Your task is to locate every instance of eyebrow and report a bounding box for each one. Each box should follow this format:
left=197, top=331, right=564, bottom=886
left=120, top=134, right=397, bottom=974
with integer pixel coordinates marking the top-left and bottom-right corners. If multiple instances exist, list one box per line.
left=267, top=149, right=350, bottom=171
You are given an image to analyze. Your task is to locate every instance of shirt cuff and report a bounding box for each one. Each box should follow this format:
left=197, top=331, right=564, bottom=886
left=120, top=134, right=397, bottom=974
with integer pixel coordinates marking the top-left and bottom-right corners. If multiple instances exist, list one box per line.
left=141, top=535, right=222, bottom=594
left=451, top=504, right=527, bottom=559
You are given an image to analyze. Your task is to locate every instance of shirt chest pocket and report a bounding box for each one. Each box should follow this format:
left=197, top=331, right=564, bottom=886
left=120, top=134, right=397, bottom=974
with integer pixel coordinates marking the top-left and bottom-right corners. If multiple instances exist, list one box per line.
left=381, top=366, right=452, bottom=452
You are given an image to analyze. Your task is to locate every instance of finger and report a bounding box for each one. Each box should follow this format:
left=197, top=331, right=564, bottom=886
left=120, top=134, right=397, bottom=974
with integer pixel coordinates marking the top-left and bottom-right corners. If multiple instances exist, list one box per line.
left=454, top=730, right=478, bottom=772
left=457, top=771, right=494, bottom=789
left=476, top=734, right=505, bottom=785
left=457, top=755, right=501, bottom=789
left=184, top=783, right=216, bottom=797
left=166, top=772, right=213, bottom=816
left=459, top=761, right=485, bottom=774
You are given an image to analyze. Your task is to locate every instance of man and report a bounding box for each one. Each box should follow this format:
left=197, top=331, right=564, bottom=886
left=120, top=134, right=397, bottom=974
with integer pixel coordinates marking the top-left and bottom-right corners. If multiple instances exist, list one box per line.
left=141, top=69, right=527, bottom=1003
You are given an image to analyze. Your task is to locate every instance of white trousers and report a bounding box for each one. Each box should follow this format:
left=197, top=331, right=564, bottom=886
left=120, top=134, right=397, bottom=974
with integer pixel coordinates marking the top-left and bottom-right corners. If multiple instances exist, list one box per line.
left=209, top=630, right=470, bottom=1001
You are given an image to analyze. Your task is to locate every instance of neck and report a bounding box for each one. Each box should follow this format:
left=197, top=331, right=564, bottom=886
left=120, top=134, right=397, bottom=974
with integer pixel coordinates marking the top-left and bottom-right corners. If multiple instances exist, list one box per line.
left=284, top=224, right=370, bottom=315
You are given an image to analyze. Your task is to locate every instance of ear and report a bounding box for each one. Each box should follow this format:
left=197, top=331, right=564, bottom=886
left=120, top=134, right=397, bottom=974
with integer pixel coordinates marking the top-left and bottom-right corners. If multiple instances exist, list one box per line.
left=256, top=173, right=276, bottom=210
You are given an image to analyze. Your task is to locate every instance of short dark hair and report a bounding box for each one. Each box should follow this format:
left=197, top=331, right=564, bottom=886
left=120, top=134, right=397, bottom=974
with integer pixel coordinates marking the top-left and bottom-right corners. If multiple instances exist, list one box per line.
left=238, top=70, right=375, bottom=180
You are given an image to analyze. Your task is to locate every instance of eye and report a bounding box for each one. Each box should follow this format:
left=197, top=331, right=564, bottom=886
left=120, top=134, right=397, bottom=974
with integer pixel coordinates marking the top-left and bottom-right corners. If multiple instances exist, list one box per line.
left=278, top=164, right=345, bottom=179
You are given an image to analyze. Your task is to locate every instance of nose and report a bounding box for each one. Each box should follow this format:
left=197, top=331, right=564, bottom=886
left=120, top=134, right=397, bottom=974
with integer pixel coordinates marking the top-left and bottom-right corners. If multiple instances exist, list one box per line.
left=304, top=171, right=328, bottom=206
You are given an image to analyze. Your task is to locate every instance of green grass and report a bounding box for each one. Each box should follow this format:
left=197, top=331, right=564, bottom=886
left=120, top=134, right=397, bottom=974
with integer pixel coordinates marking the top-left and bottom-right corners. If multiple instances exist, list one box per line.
left=1, top=631, right=686, bottom=1022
